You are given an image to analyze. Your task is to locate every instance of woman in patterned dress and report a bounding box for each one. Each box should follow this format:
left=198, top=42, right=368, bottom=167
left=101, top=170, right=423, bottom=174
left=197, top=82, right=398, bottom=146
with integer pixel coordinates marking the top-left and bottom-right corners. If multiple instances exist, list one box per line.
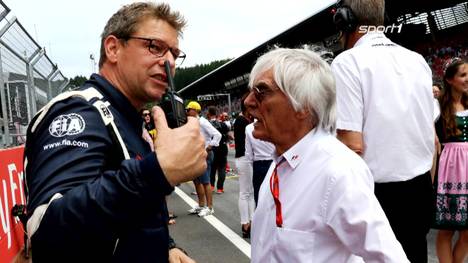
left=435, top=57, right=468, bottom=263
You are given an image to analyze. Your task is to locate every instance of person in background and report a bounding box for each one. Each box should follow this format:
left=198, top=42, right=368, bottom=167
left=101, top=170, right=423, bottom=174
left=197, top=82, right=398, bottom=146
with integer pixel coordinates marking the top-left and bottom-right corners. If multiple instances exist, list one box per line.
left=433, top=85, right=442, bottom=121
left=141, top=108, right=156, bottom=151
left=331, top=0, right=434, bottom=261
left=186, top=101, right=221, bottom=217
left=245, top=121, right=274, bottom=206
left=434, top=57, right=468, bottom=263
left=142, top=108, right=157, bottom=140
left=220, top=111, right=234, bottom=174
left=208, top=106, right=229, bottom=194
left=246, top=46, right=408, bottom=262
left=433, top=82, right=442, bottom=99
left=233, top=93, right=254, bottom=238
left=431, top=83, right=442, bottom=182
left=140, top=107, right=177, bottom=225
left=23, top=2, right=206, bottom=262
left=221, top=111, right=232, bottom=130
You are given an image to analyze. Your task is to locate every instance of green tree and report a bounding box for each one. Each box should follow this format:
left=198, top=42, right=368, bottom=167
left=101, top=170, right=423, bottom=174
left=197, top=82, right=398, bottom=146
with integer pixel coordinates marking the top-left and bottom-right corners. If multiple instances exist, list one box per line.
left=143, top=59, right=231, bottom=109
left=66, top=75, right=87, bottom=90
left=65, top=59, right=231, bottom=109
left=174, top=58, right=231, bottom=91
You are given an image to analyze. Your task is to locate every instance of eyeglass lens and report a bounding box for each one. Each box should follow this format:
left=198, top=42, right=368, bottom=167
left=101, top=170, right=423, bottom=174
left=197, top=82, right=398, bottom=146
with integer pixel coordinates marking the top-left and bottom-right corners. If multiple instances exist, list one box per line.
left=148, top=39, right=185, bottom=66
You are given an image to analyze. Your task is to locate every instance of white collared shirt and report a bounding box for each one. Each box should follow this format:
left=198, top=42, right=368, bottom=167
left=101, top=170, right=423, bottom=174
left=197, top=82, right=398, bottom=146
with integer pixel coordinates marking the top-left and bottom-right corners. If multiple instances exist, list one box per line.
left=245, top=123, right=275, bottom=162
left=199, top=116, right=221, bottom=149
left=251, top=129, right=408, bottom=263
left=332, top=32, right=434, bottom=182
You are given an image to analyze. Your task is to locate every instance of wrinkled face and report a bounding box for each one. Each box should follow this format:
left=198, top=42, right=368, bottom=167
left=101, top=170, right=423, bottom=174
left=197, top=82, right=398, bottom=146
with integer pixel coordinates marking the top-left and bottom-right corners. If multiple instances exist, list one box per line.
left=114, top=18, right=179, bottom=107
left=244, top=69, right=300, bottom=146
left=447, top=63, right=468, bottom=95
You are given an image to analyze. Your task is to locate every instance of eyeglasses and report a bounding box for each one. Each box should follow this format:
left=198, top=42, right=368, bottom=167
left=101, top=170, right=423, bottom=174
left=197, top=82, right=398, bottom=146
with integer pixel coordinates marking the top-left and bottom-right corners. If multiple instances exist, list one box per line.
left=251, top=84, right=279, bottom=103
left=142, top=113, right=150, bottom=117
left=125, top=36, right=186, bottom=66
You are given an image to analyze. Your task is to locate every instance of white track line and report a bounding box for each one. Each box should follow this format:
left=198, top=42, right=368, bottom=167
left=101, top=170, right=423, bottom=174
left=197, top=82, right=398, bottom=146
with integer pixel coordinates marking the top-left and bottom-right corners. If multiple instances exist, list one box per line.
left=174, top=186, right=251, bottom=259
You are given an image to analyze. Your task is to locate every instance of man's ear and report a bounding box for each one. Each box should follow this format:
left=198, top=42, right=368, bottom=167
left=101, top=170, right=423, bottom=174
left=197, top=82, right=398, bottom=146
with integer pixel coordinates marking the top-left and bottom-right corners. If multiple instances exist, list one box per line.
left=297, top=109, right=317, bottom=129
left=295, top=109, right=311, bottom=120
left=103, top=35, right=121, bottom=64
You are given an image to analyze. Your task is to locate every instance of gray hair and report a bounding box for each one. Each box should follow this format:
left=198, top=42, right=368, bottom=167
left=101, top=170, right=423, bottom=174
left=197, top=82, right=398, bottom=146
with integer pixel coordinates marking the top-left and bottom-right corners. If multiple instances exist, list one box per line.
left=99, top=2, right=186, bottom=68
left=343, top=0, right=385, bottom=26
left=248, top=47, right=336, bottom=133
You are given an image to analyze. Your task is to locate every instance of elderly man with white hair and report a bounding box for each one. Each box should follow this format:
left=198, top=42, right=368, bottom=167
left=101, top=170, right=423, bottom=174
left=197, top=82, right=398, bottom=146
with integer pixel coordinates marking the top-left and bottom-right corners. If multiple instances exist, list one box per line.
left=245, top=47, right=409, bottom=262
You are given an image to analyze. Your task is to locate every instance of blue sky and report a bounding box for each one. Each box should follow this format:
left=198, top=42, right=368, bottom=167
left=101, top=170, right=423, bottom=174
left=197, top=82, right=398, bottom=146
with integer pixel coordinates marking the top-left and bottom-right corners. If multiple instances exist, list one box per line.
left=3, top=0, right=334, bottom=78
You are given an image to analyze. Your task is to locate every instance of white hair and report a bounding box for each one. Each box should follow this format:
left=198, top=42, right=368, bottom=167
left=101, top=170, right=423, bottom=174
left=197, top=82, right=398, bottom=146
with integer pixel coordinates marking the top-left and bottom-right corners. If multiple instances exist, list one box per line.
left=248, top=47, right=336, bottom=133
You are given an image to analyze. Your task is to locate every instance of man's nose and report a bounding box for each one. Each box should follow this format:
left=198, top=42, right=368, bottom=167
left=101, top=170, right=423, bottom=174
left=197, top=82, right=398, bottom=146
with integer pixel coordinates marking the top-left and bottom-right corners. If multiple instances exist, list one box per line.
left=160, top=51, right=176, bottom=69
left=244, top=91, right=257, bottom=109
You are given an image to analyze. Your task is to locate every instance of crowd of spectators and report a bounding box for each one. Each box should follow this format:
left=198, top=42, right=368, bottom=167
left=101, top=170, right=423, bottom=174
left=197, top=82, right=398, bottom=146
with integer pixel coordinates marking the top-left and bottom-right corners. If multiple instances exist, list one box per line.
left=415, top=31, right=468, bottom=81
left=198, top=96, right=243, bottom=120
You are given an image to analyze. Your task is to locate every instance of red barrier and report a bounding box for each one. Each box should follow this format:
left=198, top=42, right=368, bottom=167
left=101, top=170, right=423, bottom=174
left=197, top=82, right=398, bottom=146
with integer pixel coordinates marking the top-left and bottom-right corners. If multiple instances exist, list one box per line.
left=0, top=146, right=26, bottom=263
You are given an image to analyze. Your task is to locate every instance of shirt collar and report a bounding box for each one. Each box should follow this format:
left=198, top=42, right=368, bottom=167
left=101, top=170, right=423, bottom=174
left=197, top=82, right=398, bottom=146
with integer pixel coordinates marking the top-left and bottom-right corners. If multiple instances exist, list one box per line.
left=273, top=128, right=328, bottom=169
left=83, top=73, right=142, bottom=132
left=353, top=31, right=387, bottom=48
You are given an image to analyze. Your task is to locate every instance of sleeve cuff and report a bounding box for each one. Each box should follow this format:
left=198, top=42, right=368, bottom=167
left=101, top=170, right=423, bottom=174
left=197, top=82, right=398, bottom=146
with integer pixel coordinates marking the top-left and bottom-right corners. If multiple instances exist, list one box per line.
left=139, top=153, right=174, bottom=196
left=336, top=120, right=362, bottom=132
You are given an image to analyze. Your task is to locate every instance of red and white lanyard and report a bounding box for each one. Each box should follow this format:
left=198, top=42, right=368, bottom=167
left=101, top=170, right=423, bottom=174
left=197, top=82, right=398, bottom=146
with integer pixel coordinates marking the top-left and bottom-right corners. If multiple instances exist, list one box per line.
left=269, top=158, right=287, bottom=227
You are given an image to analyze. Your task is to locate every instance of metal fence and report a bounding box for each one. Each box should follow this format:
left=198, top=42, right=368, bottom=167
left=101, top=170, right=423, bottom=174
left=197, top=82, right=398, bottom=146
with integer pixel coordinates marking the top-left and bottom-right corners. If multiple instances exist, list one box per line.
left=0, top=1, right=68, bottom=148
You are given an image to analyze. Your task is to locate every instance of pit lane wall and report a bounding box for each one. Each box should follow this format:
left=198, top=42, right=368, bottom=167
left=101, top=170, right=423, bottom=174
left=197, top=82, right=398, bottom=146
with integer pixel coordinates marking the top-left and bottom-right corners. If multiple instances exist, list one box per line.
left=0, top=146, right=26, bottom=263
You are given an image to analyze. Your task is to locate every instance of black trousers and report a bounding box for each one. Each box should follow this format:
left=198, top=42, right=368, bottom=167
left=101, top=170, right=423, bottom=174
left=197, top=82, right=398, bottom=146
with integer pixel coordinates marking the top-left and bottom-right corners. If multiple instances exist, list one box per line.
left=252, top=160, right=273, bottom=206
left=210, top=144, right=228, bottom=190
left=374, top=171, right=434, bottom=263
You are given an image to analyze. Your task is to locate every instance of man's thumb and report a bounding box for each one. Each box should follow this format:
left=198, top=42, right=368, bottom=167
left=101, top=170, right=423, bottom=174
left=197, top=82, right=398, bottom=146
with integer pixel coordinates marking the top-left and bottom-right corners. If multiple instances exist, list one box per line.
left=152, top=106, right=169, bottom=131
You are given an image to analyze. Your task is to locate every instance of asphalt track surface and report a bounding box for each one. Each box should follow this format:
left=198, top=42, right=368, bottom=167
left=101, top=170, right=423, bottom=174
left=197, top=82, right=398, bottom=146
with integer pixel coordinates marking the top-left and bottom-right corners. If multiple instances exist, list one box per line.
left=167, top=147, right=443, bottom=263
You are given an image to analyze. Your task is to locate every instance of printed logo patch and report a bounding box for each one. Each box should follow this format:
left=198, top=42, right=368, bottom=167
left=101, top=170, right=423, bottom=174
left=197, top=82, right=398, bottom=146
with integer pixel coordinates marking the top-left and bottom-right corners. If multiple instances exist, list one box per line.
left=49, top=113, right=86, bottom=137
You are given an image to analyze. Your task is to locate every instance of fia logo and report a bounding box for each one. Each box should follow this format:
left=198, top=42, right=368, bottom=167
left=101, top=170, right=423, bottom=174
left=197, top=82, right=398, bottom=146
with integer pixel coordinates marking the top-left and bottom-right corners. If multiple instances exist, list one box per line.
left=49, top=113, right=86, bottom=137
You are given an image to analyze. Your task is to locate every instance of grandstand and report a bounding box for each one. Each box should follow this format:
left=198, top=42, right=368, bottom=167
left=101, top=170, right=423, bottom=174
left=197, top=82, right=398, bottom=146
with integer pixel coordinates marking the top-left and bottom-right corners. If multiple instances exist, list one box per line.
left=180, top=0, right=468, bottom=107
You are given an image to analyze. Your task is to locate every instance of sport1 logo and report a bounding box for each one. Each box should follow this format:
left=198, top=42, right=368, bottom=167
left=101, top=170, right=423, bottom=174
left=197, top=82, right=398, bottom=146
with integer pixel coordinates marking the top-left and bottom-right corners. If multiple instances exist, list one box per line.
left=48, top=113, right=86, bottom=137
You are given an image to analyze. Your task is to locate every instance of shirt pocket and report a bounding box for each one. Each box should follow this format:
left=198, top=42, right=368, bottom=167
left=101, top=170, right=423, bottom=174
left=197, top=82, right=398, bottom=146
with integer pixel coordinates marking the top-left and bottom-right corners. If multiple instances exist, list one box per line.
left=272, top=227, right=315, bottom=262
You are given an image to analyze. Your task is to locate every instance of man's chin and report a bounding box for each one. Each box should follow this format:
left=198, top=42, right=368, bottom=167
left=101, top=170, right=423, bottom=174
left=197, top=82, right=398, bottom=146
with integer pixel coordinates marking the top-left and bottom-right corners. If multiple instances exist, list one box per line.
left=252, top=130, right=270, bottom=142
left=149, top=91, right=164, bottom=102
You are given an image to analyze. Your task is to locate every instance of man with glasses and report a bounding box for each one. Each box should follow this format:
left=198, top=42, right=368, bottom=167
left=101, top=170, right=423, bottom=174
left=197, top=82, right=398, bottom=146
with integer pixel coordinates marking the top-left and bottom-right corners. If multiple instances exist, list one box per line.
left=246, top=47, right=408, bottom=262
left=23, top=2, right=205, bottom=262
